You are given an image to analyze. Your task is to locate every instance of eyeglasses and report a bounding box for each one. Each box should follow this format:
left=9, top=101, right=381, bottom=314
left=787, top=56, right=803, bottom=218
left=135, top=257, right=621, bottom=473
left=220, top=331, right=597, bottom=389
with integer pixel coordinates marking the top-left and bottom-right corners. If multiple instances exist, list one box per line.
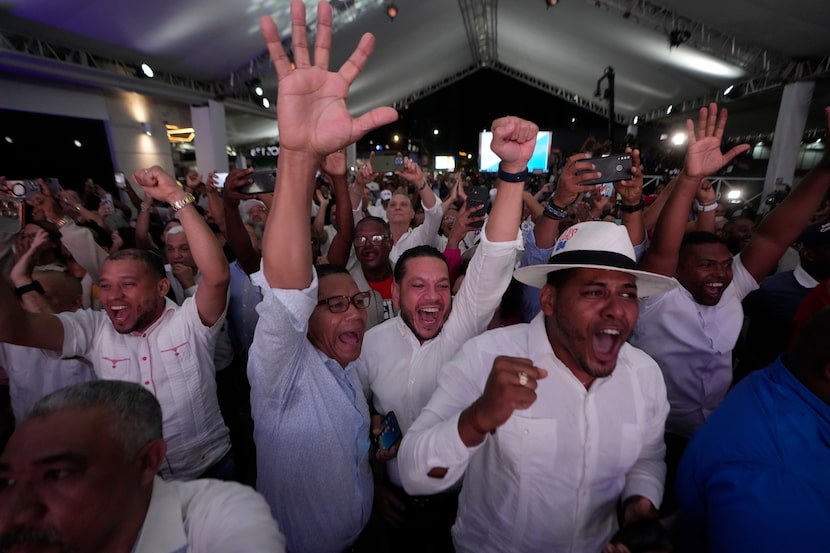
left=353, top=234, right=387, bottom=247
left=316, top=291, right=372, bottom=313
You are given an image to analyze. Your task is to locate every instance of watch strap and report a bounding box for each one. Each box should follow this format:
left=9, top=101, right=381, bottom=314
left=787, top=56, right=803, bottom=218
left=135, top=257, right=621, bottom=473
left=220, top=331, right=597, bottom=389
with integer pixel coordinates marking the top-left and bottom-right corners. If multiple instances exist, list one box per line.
left=14, top=280, right=45, bottom=298
left=497, top=163, right=529, bottom=183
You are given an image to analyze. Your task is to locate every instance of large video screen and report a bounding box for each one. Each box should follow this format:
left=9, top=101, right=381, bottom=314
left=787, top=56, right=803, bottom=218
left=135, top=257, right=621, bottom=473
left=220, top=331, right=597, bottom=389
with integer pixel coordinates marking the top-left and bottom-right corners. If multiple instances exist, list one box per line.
left=478, top=130, right=552, bottom=173
left=434, top=155, right=456, bottom=171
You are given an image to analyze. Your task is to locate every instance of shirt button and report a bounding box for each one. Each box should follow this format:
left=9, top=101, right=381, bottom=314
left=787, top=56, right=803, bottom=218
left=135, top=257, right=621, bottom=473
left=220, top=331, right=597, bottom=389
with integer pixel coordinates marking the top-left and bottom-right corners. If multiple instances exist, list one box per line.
left=141, top=356, right=147, bottom=361
left=144, top=381, right=150, bottom=385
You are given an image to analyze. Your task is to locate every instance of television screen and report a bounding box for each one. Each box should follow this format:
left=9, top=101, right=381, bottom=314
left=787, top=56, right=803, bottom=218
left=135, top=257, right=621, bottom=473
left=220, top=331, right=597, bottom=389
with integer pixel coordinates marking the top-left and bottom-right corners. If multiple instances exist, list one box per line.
left=434, top=155, right=456, bottom=171
left=478, top=131, right=552, bottom=173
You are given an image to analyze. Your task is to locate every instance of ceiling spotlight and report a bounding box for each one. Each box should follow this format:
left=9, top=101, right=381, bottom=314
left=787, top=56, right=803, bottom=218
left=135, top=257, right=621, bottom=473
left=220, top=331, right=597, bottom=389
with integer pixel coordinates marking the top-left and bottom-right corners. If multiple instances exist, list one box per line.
left=671, top=132, right=687, bottom=146
left=73, top=139, right=82, bottom=148
left=723, top=84, right=735, bottom=96
left=545, top=0, right=559, bottom=8
left=262, top=98, right=271, bottom=109
left=141, top=122, right=152, bottom=136
left=633, top=115, right=639, bottom=125
left=386, top=3, right=398, bottom=21
left=433, top=129, right=439, bottom=135
left=666, top=105, right=673, bottom=115
left=669, top=29, right=691, bottom=48
left=140, top=63, right=154, bottom=78
left=247, top=78, right=264, bottom=97
left=4, top=136, right=12, bottom=144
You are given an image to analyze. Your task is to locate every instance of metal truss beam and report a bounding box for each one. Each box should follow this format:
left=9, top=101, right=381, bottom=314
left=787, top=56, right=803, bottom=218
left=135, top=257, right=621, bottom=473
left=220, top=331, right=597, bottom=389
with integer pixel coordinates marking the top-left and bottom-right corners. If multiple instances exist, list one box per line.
left=457, top=0, right=498, bottom=68
left=493, top=62, right=627, bottom=124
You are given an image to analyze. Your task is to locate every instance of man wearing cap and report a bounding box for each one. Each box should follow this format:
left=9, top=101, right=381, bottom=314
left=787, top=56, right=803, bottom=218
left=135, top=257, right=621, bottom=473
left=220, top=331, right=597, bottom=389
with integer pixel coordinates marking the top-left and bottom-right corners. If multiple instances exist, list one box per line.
left=397, top=221, right=676, bottom=553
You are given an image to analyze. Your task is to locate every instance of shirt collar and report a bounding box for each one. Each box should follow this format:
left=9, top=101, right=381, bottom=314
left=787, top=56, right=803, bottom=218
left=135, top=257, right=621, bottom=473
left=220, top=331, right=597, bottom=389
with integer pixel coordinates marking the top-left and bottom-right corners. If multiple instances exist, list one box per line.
left=793, top=261, right=819, bottom=288
left=129, top=298, right=178, bottom=337
left=131, top=477, right=188, bottom=553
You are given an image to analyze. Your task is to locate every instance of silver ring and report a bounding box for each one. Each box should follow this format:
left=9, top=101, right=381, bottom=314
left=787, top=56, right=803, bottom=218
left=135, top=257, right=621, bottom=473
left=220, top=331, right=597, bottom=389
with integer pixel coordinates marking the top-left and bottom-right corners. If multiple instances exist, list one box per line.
left=517, top=371, right=529, bottom=387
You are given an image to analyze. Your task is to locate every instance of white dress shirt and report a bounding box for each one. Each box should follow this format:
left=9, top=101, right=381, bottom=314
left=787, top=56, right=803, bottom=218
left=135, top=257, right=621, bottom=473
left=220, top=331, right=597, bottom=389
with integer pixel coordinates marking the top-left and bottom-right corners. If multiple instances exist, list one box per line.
left=132, top=476, right=285, bottom=553
left=57, top=298, right=230, bottom=480
left=398, top=314, right=669, bottom=553
left=630, top=255, right=759, bottom=437
left=0, top=344, right=96, bottom=421
left=359, top=225, right=521, bottom=486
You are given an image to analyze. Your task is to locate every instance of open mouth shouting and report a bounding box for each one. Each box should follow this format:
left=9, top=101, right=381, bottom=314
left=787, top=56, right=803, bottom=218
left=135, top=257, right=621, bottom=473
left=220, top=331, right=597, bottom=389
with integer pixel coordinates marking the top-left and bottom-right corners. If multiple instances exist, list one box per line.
left=591, top=327, right=625, bottom=366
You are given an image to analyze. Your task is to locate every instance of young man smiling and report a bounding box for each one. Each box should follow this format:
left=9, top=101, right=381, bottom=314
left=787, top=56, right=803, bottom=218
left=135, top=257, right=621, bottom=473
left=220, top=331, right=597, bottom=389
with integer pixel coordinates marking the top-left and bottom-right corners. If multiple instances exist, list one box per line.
left=0, top=165, right=232, bottom=482
left=357, top=116, right=536, bottom=550
left=397, top=221, right=677, bottom=553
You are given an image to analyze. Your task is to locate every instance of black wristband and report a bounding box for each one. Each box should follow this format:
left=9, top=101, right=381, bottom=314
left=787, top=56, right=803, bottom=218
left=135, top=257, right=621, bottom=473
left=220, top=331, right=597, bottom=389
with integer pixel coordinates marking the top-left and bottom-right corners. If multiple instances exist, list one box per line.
left=14, top=281, right=44, bottom=298
left=618, top=198, right=645, bottom=213
left=543, top=198, right=569, bottom=220
left=497, top=163, right=529, bottom=183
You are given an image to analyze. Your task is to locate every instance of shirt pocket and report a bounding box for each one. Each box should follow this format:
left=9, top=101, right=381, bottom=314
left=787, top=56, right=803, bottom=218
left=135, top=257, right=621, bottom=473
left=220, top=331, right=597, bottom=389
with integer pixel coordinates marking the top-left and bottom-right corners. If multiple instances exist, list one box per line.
left=98, top=350, right=133, bottom=379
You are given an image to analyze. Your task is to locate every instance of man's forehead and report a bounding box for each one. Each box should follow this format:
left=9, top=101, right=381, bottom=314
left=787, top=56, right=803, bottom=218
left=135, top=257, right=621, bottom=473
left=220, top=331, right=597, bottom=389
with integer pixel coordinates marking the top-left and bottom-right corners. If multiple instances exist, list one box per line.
left=683, top=242, right=732, bottom=261
left=318, top=272, right=359, bottom=295
left=355, top=221, right=385, bottom=235
left=2, top=408, right=106, bottom=463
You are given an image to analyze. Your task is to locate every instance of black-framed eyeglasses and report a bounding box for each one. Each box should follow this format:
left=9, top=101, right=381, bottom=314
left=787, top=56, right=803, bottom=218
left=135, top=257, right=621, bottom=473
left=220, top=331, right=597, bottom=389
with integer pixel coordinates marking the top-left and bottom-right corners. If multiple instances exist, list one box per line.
left=316, top=291, right=372, bottom=313
left=353, top=234, right=387, bottom=247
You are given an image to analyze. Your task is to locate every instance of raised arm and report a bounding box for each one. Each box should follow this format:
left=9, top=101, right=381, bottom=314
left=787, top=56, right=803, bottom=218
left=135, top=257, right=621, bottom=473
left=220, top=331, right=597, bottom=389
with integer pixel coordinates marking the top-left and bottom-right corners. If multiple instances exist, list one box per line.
left=740, top=107, right=830, bottom=282
left=533, top=153, right=601, bottom=249
left=641, top=103, right=749, bottom=277
left=321, top=149, right=355, bottom=267
left=223, top=168, right=262, bottom=275
left=614, top=148, right=646, bottom=248
left=132, top=167, right=230, bottom=327
left=397, top=156, right=436, bottom=210
left=9, top=227, right=56, bottom=314
left=486, top=116, right=539, bottom=241
left=259, top=1, right=397, bottom=289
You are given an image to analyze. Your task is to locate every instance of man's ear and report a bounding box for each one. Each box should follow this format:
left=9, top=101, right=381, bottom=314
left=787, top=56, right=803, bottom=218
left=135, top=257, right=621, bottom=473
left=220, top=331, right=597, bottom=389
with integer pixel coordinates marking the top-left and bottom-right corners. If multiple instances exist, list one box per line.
left=391, top=281, right=401, bottom=310
left=136, top=438, right=167, bottom=487
left=539, top=284, right=556, bottom=316
left=157, top=277, right=170, bottom=298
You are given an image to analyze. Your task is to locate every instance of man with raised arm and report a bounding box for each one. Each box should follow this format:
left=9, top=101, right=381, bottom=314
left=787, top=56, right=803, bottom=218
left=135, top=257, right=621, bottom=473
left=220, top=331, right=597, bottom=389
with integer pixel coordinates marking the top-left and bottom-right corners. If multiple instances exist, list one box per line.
left=247, top=2, right=397, bottom=552
left=397, top=220, right=677, bottom=553
left=632, top=104, right=830, bottom=507
left=358, top=116, right=534, bottom=550
left=0, top=166, right=232, bottom=481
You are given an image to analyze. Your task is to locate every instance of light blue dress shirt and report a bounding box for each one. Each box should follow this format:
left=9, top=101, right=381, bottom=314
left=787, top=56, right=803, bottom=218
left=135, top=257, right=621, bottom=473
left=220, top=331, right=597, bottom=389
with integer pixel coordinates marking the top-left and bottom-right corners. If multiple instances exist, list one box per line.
left=248, top=269, right=372, bottom=553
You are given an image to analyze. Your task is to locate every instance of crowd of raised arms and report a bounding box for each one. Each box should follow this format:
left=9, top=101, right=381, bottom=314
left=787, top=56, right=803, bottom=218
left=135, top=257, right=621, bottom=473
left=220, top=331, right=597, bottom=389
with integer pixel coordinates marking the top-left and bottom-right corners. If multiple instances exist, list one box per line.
left=0, top=2, right=829, bottom=553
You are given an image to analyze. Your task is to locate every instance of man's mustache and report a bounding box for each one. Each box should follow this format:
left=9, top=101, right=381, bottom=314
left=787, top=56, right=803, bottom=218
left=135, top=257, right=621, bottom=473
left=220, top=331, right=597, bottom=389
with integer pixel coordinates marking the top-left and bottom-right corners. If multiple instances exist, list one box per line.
left=0, top=526, right=68, bottom=551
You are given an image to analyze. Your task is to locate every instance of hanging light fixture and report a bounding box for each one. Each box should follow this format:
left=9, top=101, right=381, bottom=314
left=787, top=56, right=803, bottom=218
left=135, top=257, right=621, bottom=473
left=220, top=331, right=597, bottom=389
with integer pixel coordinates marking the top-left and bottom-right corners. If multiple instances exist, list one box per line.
left=386, top=3, right=398, bottom=21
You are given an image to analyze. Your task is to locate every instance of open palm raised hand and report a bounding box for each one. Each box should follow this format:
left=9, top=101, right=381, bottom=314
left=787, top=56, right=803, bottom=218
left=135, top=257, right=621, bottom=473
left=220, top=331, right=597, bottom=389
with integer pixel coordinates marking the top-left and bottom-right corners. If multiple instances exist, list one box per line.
left=260, top=1, right=398, bottom=158
left=683, top=102, right=749, bottom=179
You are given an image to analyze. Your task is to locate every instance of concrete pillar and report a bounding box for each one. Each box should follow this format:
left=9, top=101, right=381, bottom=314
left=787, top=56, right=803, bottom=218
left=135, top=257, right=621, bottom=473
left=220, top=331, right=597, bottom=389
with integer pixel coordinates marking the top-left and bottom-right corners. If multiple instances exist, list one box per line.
left=760, top=81, right=815, bottom=213
left=190, top=100, right=228, bottom=174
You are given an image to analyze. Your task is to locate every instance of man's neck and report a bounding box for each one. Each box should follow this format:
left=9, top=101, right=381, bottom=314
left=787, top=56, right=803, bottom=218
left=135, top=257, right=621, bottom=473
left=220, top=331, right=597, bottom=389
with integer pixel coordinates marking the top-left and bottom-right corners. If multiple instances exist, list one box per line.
left=362, top=263, right=392, bottom=282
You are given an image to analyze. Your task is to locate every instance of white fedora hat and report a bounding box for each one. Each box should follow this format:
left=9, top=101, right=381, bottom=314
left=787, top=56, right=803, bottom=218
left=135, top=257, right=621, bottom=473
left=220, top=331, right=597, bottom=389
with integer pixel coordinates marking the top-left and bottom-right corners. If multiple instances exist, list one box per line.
left=513, top=221, right=676, bottom=298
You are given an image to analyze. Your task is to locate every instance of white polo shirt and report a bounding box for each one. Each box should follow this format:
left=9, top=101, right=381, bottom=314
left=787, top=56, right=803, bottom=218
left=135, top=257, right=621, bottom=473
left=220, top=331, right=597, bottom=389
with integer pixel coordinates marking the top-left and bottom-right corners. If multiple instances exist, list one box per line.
left=57, top=298, right=230, bottom=480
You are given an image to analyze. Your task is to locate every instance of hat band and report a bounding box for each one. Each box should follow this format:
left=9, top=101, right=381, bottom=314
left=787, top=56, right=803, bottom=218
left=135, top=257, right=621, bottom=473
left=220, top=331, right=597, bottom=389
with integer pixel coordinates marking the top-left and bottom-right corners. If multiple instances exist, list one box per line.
left=548, top=250, right=636, bottom=270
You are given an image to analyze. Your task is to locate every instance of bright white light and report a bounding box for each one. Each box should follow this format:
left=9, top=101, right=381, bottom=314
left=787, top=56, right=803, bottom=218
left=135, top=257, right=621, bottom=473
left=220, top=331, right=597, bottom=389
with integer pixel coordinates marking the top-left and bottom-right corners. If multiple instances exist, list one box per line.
left=262, top=98, right=270, bottom=109
left=666, top=105, right=673, bottom=115
left=254, top=86, right=264, bottom=96
left=73, top=140, right=82, bottom=147
left=659, top=134, right=668, bottom=141
left=433, top=129, right=439, bottom=135
left=724, top=84, right=734, bottom=96
left=467, top=154, right=472, bottom=159
left=671, top=132, right=687, bottom=146
left=633, top=116, right=639, bottom=125
left=375, top=145, right=382, bottom=151
left=4, top=136, right=11, bottom=143
left=140, top=63, right=154, bottom=78
left=393, top=135, right=400, bottom=143
left=727, top=190, right=742, bottom=200
left=571, top=117, right=576, bottom=123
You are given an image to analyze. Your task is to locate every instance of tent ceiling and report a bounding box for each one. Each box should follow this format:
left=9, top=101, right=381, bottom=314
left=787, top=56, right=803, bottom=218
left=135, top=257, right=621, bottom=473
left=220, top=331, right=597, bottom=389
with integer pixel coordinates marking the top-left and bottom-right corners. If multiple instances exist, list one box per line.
left=1, top=0, right=828, bottom=145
